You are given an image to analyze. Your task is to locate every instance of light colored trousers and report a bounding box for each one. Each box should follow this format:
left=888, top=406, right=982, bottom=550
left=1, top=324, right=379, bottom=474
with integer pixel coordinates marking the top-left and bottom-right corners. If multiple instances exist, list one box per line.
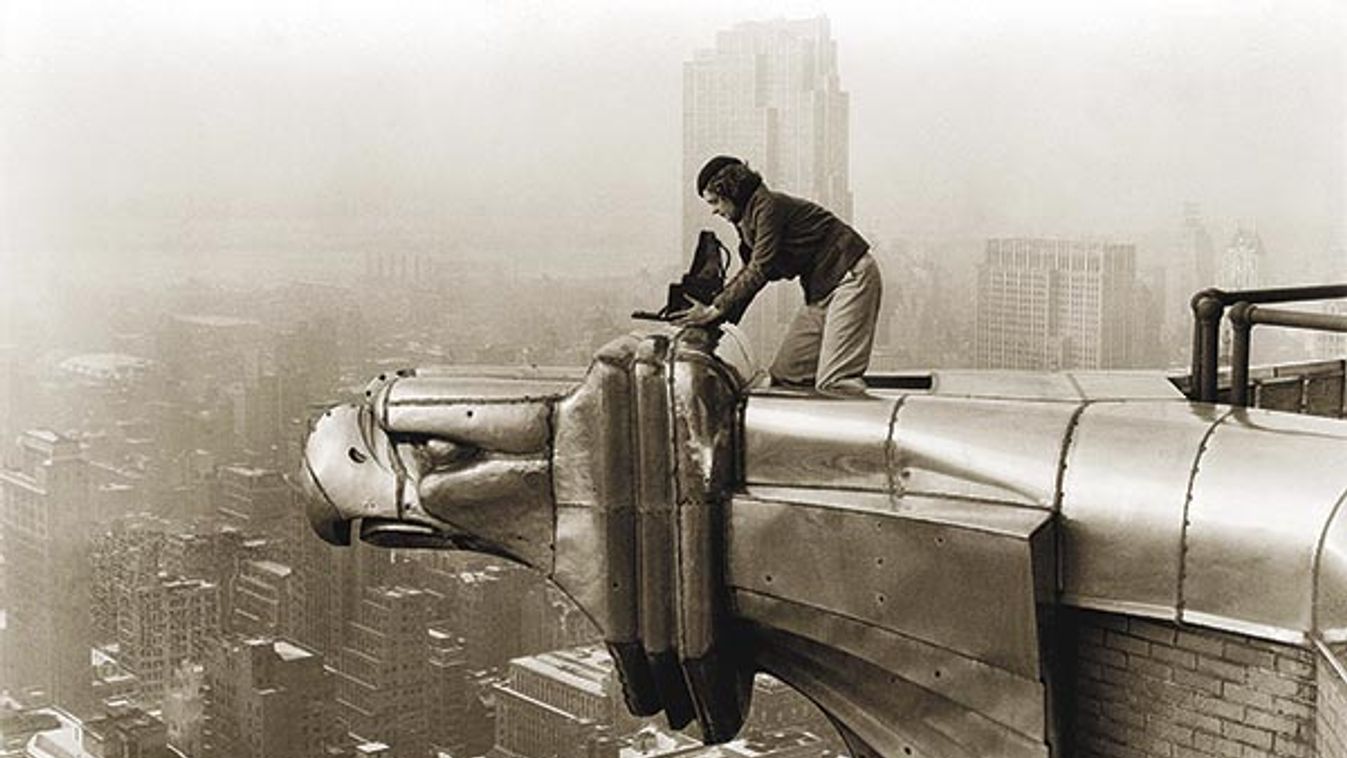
left=769, top=252, right=883, bottom=396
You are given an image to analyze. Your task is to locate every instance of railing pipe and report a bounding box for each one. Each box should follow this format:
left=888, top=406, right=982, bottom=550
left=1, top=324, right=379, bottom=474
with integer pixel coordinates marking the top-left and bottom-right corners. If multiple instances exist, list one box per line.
left=1189, top=284, right=1347, bottom=403
left=1228, top=303, right=1254, bottom=407
left=1226, top=302, right=1347, bottom=408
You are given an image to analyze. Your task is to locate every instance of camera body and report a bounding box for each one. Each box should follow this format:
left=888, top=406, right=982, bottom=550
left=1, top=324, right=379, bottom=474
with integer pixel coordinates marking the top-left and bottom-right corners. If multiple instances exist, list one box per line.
left=634, top=230, right=745, bottom=323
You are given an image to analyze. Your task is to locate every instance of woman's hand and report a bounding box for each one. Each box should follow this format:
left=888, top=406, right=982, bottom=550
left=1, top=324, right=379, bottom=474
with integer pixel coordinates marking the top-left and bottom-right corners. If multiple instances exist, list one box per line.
left=671, top=294, right=722, bottom=327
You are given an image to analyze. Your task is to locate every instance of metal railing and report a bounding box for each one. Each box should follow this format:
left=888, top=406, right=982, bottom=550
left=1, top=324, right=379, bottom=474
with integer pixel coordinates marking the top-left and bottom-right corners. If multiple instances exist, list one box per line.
left=1189, top=284, right=1347, bottom=405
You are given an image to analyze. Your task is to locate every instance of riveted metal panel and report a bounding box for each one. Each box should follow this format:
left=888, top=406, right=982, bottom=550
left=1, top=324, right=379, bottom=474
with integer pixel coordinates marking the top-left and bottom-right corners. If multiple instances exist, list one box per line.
left=1059, top=402, right=1224, bottom=615
left=385, top=399, right=551, bottom=454
left=554, top=357, right=636, bottom=509
left=734, top=590, right=1048, bottom=741
left=418, top=456, right=554, bottom=569
left=549, top=339, right=639, bottom=649
left=383, top=375, right=574, bottom=401
left=1184, top=409, right=1347, bottom=639
left=754, top=627, right=1051, bottom=758
left=726, top=494, right=1048, bottom=678
left=1316, top=491, right=1347, bottom=642
left=552, top=505, right=635, bottom=634
left=669, top=340, right=753, bottom=741
left=743, top=394, right=898, bottom=492
left=893, top=396, right=1080, bottom=508
left=633, top=339, right=675, bottom=655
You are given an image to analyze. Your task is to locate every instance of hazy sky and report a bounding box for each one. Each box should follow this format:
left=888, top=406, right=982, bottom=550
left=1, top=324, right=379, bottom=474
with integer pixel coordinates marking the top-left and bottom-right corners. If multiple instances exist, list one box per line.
left=1, top=0, right=1343, bottom=286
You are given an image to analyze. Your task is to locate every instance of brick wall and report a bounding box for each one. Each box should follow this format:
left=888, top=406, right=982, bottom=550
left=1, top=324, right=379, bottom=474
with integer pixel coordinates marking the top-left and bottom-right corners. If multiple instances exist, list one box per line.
left=1320, top=651, right=1347, bottom=758
left=1063, top=608, right=1317, bottom=758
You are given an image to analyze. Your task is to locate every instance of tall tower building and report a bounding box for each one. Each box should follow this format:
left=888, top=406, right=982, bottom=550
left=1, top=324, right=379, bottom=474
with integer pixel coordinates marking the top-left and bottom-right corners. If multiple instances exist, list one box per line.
left=0, top=430, right=93, bottom=713
left=975, top=238, right=1138, bottom=370
left=683, top=16, right=852, bottom=362
left=334, top=586, right=431, bottom=758
left=1219, top=226, right=1266, bottom=291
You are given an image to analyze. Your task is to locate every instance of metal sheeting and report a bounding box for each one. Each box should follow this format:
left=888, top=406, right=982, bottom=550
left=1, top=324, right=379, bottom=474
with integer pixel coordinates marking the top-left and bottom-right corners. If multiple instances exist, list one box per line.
left=382, top=375, right=574, bottom=401
left=743, top=395, right=897, bottom=492
left=1184, top=409, right=1347, bottom=641
left=1059, top=402, right=1226, bottom=617
left=734, top=590, right=1048, bottom=741
left=742, top=393, right=1077, bottom=507
left=548, top=338, right=648, bottom=714
left=753, top=625, right=1051, bottom=758
left=921, top=369, right=1182, bottom=401
left=727, top=493, right=1051, bottom=679
left=893, top=396, right=1077, bottom=507
left=1316, top=491, right=1347, bottom=643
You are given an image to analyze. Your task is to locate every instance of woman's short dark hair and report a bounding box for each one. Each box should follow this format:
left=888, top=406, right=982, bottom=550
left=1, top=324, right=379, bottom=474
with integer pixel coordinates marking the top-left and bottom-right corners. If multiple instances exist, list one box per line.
left=704, top=162, right=763, bottom=206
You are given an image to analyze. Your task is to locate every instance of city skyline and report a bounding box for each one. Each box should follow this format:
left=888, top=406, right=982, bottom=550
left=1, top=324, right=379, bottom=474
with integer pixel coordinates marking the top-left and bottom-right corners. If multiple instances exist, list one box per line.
left=1, top=1, right=1342, bottom=297
left=1, top=4, right=1345, bottom=757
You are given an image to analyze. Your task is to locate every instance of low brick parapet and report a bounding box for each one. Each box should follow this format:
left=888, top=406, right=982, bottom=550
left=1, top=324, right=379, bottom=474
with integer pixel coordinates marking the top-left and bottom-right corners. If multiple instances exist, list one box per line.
left=1064, top=608, right=1319, bottom=758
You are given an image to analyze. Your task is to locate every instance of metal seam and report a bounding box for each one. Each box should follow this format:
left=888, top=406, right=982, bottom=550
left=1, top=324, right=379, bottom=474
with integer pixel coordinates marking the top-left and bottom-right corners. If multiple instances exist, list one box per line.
left=622, top=351, right=641, bottom=636
left=1176, top=408, right=1234, bottom=619
left=386, top=396, right=566, bottom=407
left=1314, top=635, right=1347, bottom=685
left=732, top=585, right=1034, bottom=680
left=666, top=329, right=687, bottom=657
left=1051, top=401, right=1092, bottom=514
left=1051, top=401, right=1092, bottom=598
left=545, top=398, right=559, bottom=577
left=1063, top=373, right=1085, bottom=400
left=884, top=395, right=909, bottom=506
left=732, top=494, right=1049, bottom=539
left=1310, top=485, right=1347, bottom=635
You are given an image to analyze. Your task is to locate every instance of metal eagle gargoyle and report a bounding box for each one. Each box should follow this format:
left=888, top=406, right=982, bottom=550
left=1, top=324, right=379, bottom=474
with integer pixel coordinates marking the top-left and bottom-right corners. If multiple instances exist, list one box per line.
left=298, top=325, right=1347, bottom=758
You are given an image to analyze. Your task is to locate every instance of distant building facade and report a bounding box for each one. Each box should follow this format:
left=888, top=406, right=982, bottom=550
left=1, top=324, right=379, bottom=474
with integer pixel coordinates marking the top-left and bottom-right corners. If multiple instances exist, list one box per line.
left=119, top=574, right=220, bottom=704
left=0, top=430, right=94, bottom=713
left=232, top=558, right=296, bottom=638
left=1218, top=226, right=1266, bottom=291
left=975, top=238, right=1138, bottom=370
left=489, top=645, right=628, bottom=758
left=683, top=16, right=853, bottom=363
left=213, top=465, right=289, bottom=538
left=334, top=586, right=431, bottom=758
left=202, top=636, right=332, bottom=758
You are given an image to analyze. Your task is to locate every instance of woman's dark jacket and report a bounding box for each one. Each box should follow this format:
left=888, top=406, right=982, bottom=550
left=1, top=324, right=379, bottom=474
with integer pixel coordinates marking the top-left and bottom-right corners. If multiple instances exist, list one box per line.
left=711, top=185, right=870, bottom=318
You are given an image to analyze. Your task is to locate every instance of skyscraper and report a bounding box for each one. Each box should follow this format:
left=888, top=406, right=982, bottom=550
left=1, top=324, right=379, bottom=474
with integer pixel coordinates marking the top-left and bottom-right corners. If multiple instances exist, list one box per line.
left=683, top=16, right=852, bottom=362
left=0, top=430, right=93, bottom=714
left=334, top=586, right=431, bottom=758
left=975, top=238, right=1138, bottom=370
left=1219, top=226, right=1266, bottom=291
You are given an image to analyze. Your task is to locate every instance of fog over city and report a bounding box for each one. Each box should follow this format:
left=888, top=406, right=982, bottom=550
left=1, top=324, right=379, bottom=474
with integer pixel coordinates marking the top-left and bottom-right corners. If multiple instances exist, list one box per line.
left=2, top=0, right=1343, bottom=302
left=1, top=2, right=1347, bottom=756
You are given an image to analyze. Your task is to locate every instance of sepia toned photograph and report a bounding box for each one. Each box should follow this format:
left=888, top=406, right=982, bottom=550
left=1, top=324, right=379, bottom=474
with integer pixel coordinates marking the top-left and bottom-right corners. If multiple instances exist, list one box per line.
left=1, top=1, right=1344, bottom=756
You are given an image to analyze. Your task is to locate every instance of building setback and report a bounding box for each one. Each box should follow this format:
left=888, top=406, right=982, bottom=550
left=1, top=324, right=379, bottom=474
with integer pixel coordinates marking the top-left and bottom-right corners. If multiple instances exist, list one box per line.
left=975, top=238, right=1138, bottom=370
left=489, top=645, right=631, bottom=758
left=232, top=558, right=295, bottom=638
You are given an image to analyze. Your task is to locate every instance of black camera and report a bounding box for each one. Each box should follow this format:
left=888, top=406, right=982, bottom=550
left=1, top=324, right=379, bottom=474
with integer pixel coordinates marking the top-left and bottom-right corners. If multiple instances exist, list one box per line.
left=633, top=230, right=744, bottom=324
